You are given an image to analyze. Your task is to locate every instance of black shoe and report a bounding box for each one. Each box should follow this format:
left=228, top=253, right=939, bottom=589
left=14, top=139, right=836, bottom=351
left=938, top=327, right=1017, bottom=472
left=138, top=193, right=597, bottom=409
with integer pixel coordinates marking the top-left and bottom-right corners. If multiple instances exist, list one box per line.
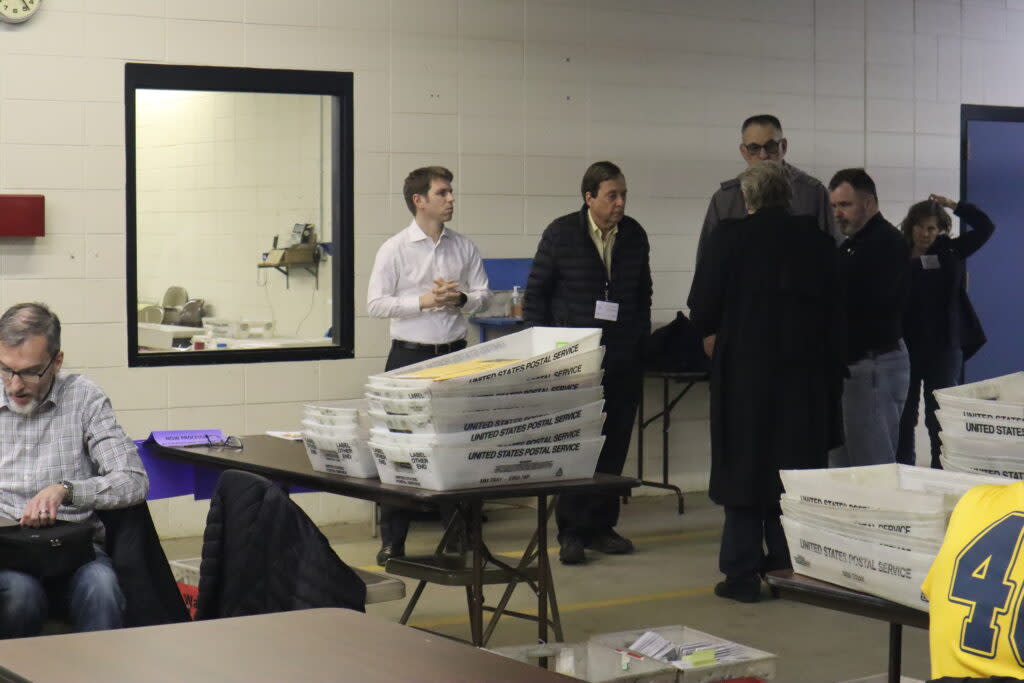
left=714, top=580, right=761, bottom=603
left=559, top=536, right=586, bottom=565
left=376, top=545, right=404, bottom=567
left=587, top=529, right=634, bottom=555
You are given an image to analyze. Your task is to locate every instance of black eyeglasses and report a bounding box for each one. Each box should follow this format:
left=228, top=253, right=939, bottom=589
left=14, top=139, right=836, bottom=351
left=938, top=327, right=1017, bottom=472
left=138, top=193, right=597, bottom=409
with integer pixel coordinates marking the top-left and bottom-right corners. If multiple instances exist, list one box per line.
left=183, top=435, right=243, bottom=449
left=0, top=353, right=57, bottom=386
left=205, top=435, right=242, bottom=449
left=743, top=139, right=783, bottom=155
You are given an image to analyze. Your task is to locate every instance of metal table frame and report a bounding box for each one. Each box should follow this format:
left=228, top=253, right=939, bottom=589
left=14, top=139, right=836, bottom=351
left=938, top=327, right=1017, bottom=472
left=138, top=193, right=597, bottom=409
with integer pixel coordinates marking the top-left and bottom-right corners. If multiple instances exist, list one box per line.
left=765, top=570, right=928, bottom=683
left=631, top=370, right=709, bottom=514
left=147, top=436, right=637, bottom=647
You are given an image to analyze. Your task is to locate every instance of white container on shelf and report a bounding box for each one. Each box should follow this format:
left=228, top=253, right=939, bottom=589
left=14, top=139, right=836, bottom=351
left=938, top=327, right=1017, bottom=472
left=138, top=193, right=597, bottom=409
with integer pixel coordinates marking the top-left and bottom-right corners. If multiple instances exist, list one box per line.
left=941, top=432, right=1024, bottom=460
left=366, top=371, right=604, bottom=403
left=940, top=451, right=1022, bottom=481
left=371, top=400, right=603, bottom=443
left=782, top=516, right=935, bottom=611
left=368, top=326, right=603, bottom=389
left=368, top=398, right=605, bottom=435
left=372, top=436, right=604, bottom=491
left=780, top=493, right=947, bottom=544
left=366, top=385, right=604, bottom=417
left=302, top=432, right=377, bottom=478
left=934, top=371, right=1024, bottom=418
left=780, top=464, right=1007, bottom=518
left=935, top=409, right=1024, bottom=442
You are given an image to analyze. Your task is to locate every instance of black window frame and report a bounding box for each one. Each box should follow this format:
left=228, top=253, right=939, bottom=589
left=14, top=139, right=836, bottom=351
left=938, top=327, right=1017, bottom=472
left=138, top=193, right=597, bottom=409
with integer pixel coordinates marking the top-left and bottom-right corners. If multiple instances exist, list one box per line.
left=125, top=62, right=354, bottom=367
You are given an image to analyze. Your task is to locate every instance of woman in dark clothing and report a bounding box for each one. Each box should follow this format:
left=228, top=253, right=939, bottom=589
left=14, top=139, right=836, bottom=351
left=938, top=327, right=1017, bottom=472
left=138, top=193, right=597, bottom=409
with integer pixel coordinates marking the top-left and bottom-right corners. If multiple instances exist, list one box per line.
left=896, top=194, right=994, bottom=469
left=687, top=161, right=845, bottom=603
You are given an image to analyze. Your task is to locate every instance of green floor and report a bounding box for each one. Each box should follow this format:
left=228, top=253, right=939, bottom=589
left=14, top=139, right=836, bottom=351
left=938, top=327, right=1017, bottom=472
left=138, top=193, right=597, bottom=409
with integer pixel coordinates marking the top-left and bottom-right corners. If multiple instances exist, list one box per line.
left=162, top=493, right=931, bottom=683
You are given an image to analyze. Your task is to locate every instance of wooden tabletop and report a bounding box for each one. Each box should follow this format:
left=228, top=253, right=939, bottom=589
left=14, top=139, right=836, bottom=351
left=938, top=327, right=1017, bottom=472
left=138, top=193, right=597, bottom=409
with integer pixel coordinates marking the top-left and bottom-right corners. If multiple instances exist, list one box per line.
left=149, top=435, right=638, bottom=509
left=765, top=569, right=929, bottom=630
left=0, top=609, right=574, bottom=683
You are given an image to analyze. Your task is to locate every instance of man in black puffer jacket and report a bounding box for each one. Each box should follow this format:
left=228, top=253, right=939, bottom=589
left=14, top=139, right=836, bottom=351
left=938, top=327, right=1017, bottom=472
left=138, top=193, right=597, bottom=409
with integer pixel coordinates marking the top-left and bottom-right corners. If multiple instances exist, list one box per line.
left=525, top=161, right=652, bottom=565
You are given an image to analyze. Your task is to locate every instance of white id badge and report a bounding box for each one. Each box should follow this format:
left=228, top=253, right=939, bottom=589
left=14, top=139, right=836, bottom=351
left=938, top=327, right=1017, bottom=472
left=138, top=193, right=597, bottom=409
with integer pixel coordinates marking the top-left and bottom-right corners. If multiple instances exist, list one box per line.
left=920, top=255, right=940, bottom=270
left=594, top=300, right=619, bottom=321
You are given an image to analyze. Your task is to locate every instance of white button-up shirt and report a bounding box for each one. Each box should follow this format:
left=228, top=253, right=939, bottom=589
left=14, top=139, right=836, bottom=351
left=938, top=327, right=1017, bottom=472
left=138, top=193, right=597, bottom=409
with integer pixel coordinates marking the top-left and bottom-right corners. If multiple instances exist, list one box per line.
left=367, top=220, right=491, bottom=344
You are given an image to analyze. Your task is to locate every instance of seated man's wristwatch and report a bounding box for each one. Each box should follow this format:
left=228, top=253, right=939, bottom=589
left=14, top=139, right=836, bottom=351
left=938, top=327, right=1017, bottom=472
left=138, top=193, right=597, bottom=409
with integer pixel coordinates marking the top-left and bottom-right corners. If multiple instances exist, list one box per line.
left=59, top=480, right=74, bottom=505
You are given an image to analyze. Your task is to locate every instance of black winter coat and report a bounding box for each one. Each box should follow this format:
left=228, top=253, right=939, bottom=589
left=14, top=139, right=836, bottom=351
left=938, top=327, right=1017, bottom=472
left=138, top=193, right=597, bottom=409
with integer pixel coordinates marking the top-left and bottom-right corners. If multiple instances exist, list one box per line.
left=524, top=205, right=652, bottom=370
left=98, top=503, right=191, bottom=626
left=688, top=209, right=845, bottom=507
left=195, top=470, right=366, bottom=619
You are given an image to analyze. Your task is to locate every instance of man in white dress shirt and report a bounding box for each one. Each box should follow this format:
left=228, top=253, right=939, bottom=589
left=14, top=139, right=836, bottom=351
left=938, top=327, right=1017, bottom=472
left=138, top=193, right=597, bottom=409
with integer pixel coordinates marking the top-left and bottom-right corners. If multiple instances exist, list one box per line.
left=367, top=166, right=491, bottom=565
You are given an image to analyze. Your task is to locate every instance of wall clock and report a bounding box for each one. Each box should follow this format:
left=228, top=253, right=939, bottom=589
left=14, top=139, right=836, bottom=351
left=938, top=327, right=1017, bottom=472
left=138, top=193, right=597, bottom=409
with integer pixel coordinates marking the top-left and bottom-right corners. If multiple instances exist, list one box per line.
left=0, top=0, right=40, bottom=23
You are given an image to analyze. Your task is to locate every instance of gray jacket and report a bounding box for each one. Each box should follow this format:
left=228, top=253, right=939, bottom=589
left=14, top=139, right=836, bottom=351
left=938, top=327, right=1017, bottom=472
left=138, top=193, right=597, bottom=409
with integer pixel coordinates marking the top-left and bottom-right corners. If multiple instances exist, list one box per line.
left=695, top=163, right=839, bottom=269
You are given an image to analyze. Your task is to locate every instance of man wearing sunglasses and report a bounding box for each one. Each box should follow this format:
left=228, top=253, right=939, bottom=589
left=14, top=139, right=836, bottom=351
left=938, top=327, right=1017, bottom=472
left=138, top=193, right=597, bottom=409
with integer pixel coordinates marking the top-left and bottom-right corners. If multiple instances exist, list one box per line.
left=0, top=303, right=149, bottom=637
left=696, top=115, right=838, bottom=270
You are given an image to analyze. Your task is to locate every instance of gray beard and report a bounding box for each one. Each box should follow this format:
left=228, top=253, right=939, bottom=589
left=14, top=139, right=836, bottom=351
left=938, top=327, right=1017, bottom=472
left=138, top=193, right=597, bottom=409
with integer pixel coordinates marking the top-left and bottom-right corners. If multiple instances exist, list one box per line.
left=4, top=392, right=39, bottom=416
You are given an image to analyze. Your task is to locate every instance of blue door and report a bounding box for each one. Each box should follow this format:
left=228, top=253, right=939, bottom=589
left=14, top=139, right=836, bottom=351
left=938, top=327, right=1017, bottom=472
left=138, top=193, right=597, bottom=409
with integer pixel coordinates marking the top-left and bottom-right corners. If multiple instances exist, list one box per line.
left=963, top=114, right=1024, bottom=381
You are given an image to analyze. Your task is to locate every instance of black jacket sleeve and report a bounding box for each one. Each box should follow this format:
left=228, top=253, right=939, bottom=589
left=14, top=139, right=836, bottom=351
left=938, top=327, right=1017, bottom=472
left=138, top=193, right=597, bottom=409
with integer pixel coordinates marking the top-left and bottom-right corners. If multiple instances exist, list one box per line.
left=687, top=221, right=731, bottom=338
left=524, top=224, right=558, bottom=325
left=951, top=202, right=995, bottom=258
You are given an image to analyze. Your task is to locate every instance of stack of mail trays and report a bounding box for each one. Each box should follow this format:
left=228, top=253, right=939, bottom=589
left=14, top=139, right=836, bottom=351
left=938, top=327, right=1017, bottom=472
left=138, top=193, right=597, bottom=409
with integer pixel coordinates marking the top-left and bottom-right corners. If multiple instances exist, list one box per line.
left=780, top=463, right=1006, bottom=609
left=934, top=371, right=1024, bottom=479
left=301, top=398, right=377, bottom=478
left=364, top=327, right=606, bottom=491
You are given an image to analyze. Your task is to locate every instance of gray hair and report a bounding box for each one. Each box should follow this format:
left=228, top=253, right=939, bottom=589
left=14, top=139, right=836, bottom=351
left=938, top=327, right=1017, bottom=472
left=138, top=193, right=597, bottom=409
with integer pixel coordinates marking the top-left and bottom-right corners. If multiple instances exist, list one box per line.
left=739, top=161, right=792, bottom=212
left=0, top=303, right=61, bottom=355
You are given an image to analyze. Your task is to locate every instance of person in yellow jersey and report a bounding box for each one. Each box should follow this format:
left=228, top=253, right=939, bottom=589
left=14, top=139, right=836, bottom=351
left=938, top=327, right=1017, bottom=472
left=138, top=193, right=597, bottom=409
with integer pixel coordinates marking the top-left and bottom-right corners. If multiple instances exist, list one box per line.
left=922, top=481, right=1024, bottom=680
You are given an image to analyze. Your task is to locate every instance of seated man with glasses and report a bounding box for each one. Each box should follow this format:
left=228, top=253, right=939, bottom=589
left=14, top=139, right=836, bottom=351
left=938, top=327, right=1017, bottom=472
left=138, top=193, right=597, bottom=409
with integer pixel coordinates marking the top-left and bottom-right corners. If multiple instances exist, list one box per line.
left=696, top=114, right=838, bottom=273
left=0, top=302, right=148, bottom=637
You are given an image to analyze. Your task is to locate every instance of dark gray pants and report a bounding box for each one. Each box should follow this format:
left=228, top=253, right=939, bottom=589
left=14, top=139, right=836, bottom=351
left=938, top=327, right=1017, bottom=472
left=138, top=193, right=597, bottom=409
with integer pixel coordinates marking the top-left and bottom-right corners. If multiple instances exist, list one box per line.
left=556, top=368, right=641, bottom=542
left=719, top=503, right=790, bottom=583
left=379, top=342, right=464, bottom=551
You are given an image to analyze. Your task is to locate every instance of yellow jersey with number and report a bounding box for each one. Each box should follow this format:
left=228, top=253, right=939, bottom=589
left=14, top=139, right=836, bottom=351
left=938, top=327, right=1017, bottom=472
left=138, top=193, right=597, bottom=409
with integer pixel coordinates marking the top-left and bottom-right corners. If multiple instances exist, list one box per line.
left=922, top=482, right=1024, bottom=679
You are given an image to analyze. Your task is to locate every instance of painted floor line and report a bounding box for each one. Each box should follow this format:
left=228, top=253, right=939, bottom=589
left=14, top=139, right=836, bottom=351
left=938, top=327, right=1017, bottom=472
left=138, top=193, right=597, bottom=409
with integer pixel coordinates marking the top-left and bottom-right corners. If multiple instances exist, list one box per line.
left=409, top=584, right=716, bottom=630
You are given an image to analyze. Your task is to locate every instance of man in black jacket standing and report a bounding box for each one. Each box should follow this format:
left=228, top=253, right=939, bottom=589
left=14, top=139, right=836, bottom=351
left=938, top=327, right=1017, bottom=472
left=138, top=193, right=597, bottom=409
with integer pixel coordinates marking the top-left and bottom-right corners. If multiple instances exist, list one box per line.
left=525, top=161, right=652, bottom=565
left=828, top=168, right=910, bottom=467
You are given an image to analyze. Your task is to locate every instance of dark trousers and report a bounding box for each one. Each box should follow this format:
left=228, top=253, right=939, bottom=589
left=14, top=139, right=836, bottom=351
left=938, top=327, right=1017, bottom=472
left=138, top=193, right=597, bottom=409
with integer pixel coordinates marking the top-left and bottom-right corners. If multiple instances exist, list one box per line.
left=719, top=504, right=790, bottom=583
left=378, top=342, right=464, bottom=551
left=896, top=344, right=962, bottom=469
left=556, top=368, right=642, bottom=542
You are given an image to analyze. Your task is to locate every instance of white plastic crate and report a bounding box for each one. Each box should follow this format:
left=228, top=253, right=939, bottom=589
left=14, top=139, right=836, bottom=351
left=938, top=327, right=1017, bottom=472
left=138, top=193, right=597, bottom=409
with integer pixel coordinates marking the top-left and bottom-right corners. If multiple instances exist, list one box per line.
left=366, top=385, right=604, bottom=417
left=780, top=495, right=946, bottom=547
left=589, top=625, right=776, bottom=683
left=942, top=432, right=1024, bottom=460
left=782, top=516, right=935, bottom=610
left=781, top=464, right=1007, bottom=518
left=372, top=437, right=604, bottom=491
left=372, top=327, right=602, bottom=387
left=935, top=408, right=1024, bottom=442
left=367, top=399, right=604, bottom=435
left=368, top=401, right=605, bottom=448
left=934, top=371, right=1024, bottom=418
left=302, top=433, right=378, bottom=478
left=940, top=451, right=1022, bottom=480
left=366, top=371, right=604, bottom=402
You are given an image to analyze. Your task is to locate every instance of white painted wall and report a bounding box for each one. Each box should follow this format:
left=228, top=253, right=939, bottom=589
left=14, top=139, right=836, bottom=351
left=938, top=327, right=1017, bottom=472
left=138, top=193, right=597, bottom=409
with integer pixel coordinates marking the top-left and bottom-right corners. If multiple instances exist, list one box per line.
left=0, top=0, right=1003, bottom=537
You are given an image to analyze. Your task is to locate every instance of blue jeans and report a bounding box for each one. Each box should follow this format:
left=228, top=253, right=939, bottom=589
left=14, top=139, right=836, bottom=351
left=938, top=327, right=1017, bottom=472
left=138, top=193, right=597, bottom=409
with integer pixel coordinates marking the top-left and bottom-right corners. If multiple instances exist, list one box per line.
left=897, top=345, right=962, bottom=469
left=0, top=546, right=125, bottom=638
left=831, top=342, right=911, bottom=468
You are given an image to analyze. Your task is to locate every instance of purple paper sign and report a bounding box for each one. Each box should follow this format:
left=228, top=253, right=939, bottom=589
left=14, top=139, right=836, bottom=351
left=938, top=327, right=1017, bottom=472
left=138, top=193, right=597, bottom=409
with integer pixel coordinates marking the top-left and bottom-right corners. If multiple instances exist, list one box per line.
left=146, top=429, right=226, bottom=447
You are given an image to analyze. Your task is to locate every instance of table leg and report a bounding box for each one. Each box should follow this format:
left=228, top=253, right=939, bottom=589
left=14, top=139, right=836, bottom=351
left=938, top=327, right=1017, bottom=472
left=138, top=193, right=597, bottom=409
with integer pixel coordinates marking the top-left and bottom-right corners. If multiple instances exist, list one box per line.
left=469, top=501, right=484, bottom=646
left=537, top=494, right=548, bottom=646
left=888, top=623, right=902, bottom=683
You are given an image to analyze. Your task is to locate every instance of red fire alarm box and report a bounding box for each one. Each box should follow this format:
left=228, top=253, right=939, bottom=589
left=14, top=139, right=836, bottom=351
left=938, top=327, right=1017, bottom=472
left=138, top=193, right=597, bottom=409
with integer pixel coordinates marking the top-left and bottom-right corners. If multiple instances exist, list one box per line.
left=0, top=195, right=45, bottom=237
